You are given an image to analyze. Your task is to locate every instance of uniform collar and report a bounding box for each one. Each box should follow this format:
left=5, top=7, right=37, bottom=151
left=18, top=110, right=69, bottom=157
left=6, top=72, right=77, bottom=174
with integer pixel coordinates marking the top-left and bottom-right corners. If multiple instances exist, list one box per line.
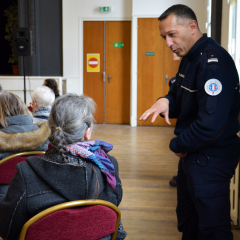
left=185, top=33, right=208, bottom=61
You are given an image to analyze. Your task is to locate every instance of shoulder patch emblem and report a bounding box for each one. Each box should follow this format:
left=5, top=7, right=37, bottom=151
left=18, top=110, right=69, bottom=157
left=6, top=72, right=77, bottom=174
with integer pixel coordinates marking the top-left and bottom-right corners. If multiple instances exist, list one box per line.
left=204, top=79, right=222, bottom=96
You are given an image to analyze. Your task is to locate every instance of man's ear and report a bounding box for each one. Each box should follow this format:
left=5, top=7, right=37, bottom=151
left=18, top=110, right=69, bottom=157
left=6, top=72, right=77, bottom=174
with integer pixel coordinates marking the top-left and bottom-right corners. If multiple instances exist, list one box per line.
left=189, top=20, right=198, bottom=35
left=84, top=127, right=91, bottom=141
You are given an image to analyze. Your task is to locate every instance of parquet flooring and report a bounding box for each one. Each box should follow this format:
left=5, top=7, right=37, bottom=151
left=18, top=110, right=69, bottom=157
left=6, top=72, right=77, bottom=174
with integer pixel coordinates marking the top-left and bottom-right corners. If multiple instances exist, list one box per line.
left=92, top=124, right=240, bottom=240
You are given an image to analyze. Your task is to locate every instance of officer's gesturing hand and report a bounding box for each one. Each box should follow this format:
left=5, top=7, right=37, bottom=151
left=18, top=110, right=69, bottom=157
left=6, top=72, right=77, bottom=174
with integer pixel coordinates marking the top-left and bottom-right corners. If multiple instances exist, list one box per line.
left=139, top=98, right=171, bottom=125
left=175, top=152, right=187, bottom=158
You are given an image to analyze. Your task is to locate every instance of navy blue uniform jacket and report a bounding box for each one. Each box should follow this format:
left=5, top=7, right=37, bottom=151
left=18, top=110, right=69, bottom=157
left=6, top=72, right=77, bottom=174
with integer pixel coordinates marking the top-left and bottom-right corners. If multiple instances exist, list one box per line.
left=165, top=34, right=240, bottom=159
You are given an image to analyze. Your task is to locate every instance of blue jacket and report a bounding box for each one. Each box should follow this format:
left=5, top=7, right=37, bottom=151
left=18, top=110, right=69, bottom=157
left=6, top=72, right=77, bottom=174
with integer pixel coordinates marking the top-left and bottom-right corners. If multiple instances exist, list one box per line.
left=165, top=34, right=240, bottom=158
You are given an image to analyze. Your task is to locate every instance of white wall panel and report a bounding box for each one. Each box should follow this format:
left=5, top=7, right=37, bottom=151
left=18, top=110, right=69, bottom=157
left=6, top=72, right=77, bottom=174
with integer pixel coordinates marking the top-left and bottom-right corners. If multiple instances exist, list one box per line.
left=132, top=0, right=208, bottom=33
left=0, top=76, right=63, bottom=106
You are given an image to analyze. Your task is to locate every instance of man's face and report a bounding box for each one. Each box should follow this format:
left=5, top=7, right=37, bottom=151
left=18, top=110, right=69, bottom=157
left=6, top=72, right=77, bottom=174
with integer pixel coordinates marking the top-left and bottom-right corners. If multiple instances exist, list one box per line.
left=159, top=14, right=194, bottom=57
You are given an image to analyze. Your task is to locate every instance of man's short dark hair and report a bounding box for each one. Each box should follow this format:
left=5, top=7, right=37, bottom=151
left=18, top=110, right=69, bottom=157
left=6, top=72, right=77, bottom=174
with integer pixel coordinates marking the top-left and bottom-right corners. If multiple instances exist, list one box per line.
left=158, top=4, right=198, bottom=27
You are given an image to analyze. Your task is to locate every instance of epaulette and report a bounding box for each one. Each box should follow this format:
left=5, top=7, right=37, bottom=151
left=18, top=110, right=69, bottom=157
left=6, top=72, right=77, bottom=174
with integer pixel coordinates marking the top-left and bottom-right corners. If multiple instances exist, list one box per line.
left=207, top=48, right=218, bottom=65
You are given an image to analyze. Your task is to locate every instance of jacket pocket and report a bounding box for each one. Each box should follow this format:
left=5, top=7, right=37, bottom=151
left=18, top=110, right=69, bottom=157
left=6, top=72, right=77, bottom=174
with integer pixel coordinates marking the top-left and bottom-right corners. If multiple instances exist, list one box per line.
left=205, top=96, right=217, bottom=114
left=203, top=96, right=217, bottom=128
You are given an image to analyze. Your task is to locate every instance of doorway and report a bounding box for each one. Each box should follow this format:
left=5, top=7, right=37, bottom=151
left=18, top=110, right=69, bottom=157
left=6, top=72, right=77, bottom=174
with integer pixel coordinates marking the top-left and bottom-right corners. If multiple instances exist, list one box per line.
left=137, top=18, right=180, bottom=127
left=83, top=21, right=131, bottom=124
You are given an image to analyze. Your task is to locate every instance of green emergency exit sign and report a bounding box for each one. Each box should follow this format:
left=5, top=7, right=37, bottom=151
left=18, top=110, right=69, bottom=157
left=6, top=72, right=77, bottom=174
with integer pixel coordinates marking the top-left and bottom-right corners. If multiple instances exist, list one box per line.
left=98, top=7, right=111, bottom=12
left=114, top=42, right=124, bottom=48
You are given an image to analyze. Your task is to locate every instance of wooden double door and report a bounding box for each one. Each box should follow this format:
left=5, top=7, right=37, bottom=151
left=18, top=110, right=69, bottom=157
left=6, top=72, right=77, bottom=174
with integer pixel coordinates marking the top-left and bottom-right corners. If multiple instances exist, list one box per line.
left=83, top=21, right=131, bottom=124
left=137, top=18, right=180, bottom=126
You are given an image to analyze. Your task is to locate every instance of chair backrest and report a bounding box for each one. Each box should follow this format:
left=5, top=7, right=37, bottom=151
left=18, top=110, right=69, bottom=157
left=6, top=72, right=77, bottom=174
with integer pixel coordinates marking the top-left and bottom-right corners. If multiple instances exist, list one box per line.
left=0, top=151, right=45, bottom=184
left=19, top=199, right=121, bottom=240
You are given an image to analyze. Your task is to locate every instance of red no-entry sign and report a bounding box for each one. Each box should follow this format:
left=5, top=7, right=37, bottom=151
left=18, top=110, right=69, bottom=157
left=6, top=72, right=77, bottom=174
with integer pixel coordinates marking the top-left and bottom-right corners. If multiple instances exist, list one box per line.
left=88, top=58, right=98, bottom=68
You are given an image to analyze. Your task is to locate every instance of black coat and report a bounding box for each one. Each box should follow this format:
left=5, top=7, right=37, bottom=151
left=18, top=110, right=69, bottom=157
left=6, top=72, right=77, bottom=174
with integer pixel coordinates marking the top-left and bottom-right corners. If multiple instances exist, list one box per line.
left=0, top=149, right=123, bottom=240
left=165, top=34, right=240, bottom=158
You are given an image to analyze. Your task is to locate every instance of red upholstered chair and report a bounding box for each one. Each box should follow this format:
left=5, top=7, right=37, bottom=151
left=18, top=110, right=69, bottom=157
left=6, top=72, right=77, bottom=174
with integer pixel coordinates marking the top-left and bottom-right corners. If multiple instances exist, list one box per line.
left=19, top=199, right=121, bottom=240
left=0, top=151, right=45, bottom=184
left=27, top=106, right=33, bottom=112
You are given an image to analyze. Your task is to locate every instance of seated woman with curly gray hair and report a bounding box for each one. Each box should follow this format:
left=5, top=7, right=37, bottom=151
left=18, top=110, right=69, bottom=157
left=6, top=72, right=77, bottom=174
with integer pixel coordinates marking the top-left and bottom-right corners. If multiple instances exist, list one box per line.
left=31, top=86, right=55, bottom=122
left=0, top=94, right=127, bottom=240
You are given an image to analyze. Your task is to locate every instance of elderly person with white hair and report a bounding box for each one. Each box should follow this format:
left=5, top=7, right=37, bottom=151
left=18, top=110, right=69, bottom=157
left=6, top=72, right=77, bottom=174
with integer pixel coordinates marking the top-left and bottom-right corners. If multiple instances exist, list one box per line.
left=31, top=86, right=55, bottom=122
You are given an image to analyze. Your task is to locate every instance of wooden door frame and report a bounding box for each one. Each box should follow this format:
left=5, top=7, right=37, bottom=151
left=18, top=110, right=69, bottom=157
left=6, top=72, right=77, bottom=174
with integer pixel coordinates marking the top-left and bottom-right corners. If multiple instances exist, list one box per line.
left=131, top=15, right=164, bottom=126
left=79, top=18, right=131, bottom=103
left=80, top=16, right=164, bottom=126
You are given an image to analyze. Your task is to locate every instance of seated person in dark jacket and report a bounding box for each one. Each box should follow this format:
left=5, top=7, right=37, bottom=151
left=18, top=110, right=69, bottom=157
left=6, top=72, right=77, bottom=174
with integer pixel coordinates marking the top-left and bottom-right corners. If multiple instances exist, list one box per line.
left=31, top=86, right=55, bottom=122
left=0, top=94, right=126, bottom=240
left=0, top=91, right=50, bottom=202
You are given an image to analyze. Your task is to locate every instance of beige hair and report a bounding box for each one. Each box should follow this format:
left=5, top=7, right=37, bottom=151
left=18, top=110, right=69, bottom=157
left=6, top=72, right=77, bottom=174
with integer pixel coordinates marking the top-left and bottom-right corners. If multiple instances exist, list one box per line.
left=0, top=91, right=31, bottom=128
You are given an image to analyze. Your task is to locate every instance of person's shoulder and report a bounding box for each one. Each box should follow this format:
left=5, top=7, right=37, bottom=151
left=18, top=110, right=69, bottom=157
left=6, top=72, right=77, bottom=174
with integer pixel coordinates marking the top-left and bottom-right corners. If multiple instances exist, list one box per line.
left=198, top=38, right=235, bottom=75
left=204, top=38, right=233, bottom=64
left=107, top=154, right=117, bottom=163
left=15, top=158, right=33, bottom=174
left=107, top=154, right=119, bottom=168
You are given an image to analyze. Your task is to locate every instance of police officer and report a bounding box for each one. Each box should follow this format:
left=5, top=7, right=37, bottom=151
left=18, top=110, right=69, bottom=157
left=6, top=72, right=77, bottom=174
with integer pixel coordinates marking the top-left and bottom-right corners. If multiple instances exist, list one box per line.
left=140, top=4, right=240, bottom=240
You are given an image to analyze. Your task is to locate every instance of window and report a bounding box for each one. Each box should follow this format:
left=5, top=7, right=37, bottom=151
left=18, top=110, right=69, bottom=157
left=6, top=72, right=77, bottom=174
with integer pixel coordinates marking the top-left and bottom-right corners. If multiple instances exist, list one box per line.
left=206, top=0, right=212, bottom=37
left=236, top=0, right=240, bottom=73
left=228, top=0, right=240, bottom=74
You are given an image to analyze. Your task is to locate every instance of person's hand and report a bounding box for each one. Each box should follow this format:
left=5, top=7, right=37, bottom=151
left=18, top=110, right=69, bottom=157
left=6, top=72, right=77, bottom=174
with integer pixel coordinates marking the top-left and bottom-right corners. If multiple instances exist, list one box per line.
left=139, top=98, right=171, bottom=124
left=175, top=152, right=187, bottom=158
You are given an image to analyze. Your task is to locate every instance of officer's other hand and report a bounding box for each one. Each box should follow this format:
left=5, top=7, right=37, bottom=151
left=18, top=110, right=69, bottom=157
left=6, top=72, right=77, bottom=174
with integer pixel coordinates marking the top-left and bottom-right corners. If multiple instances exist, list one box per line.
left=175, top=152, right=187, bottom=158
left=139, top=98, right=171, bottom=125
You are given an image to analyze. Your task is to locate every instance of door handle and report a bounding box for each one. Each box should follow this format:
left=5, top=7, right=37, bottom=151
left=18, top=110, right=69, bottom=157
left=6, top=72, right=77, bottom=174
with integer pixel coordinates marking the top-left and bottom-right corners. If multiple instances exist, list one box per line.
left=103, top=72, right=105, bottom=82
left=108, top=73, right=111, bottom=83
left=165, top=74, right=168, bottom=84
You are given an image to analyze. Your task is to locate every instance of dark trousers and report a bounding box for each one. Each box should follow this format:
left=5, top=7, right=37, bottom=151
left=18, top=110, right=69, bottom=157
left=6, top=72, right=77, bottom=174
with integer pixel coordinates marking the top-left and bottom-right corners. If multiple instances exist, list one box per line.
left=176, top=153, right=239, bottom=240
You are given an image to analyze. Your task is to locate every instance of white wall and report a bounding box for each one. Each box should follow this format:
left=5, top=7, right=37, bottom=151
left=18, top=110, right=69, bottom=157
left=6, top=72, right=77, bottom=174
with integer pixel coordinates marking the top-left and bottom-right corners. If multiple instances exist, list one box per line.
left=132, top=0, right=208, bottom=32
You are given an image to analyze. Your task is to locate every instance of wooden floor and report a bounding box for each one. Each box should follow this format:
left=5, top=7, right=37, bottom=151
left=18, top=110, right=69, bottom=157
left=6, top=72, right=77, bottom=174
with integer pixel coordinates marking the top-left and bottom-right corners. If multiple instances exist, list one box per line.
left=93, top=124, right=240, bottom=240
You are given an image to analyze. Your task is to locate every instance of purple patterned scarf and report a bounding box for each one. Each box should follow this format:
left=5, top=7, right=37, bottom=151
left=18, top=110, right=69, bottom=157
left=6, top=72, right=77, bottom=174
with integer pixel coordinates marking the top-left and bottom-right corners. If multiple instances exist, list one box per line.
left=65, top=140, right=116, bottom=189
